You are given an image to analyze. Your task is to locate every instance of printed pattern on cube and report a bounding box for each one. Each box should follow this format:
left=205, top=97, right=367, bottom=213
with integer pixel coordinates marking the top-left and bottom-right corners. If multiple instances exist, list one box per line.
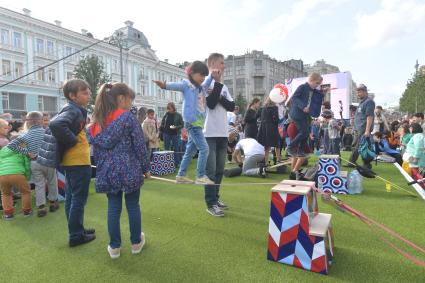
left=267, top=183, right=333, bottom=275
left=150, top=151, right=176, bottom=176
left=317, top=155, right=348, bottom=194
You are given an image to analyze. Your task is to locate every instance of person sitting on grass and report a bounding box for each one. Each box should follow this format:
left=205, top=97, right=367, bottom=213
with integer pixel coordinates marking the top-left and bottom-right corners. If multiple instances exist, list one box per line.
left=372, top=132, right=402, bottom=165
left=232, top=138, right=267, bottom=177
left=88, top=83, right=150, bottom=259
left=403, top=123, right=425, bottom=185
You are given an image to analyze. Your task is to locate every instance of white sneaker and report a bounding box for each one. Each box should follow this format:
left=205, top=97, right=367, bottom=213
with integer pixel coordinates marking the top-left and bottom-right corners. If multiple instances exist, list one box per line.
left=176, top=175, right=195, bottom=184
left=132, top=232, right=146, bottom=254
left=107, top=245, right=121, bottom=259
left=195, top=176, right=214, bottom=185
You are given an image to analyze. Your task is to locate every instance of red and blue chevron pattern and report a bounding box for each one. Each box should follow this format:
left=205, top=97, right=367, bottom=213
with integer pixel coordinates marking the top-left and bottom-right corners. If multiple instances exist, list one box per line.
left=317, top=157, right=349, bottom=194
left=267, top=191, right=329, bottom=274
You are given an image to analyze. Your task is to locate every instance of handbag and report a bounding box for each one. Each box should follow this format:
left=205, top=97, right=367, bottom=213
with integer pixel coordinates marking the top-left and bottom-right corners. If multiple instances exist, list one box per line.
left=358, top=136, right=376, bottom=163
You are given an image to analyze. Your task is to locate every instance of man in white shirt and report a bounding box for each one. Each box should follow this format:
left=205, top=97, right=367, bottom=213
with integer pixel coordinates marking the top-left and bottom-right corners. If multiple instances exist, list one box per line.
left=204, top=53, right=235, bottom=217
left=233, top=138, right=266, bottom=177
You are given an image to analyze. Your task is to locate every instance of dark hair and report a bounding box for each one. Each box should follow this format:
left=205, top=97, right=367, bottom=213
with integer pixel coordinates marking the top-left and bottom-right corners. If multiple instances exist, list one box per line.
left=93, top=83, right=135, bottom=129
left=248, top=97, right=260, bottom=108
left=137, top=107, right=148, bottom=123
left=373, top=132, right=383, bottom=139
left=147, top=109, right=155, bottom=114
left=400, top=125, right=410, bottom=134
left=322, top=101, right=331, bottom=109
left=167, top=102, right=176, bottom=113
left=414, top=113, right=424, bottom=120
left=390, top=120, right=400, bottom=132
left=207, top=53, right=224, bottom=67
left=376, top=105, right=383, bottom=110
left=63, top=79, right=90, bottom=100
left=187, top=61, right=209, bottom=86
left=410, top=123, right=423, bottom=134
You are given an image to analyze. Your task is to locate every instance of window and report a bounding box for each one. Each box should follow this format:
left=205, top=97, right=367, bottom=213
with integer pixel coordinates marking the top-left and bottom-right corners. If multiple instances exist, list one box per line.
left=66, top=71, right=73, bottom=80
left=46, top=41, right=54, bottom=55
left=37, top=67, right=45, bottom=81
left=224, top=79, right=233, bottom=87
left=65, top=46, right=72, bottom=56
left=2, top=92, right=26, bottom=112
left=112, top=59, right=118, bottom=72
left=13, top=32, right=22, bottom=48
left=48, top=68, right=55, bottom=82
left=36, top=38, right=44, bottom=53
left=236, top=78, right=245, bottom=87
left=1, top=29, right=9, bottom=45
left=141, top=85, right=146, bottom=96
left=38, top=95, right=57, bottom=112
left=254, top=77, right=264, bottom=90
left=235, top=59, right=245, bottom=67
left=2, top=60, right=11, bottom=76
left=15, top=62, right=23, bottom=77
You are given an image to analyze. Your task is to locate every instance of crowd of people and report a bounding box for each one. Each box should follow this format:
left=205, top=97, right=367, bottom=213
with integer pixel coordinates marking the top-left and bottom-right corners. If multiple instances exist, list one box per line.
left=1, top=52, right=425, bottom=260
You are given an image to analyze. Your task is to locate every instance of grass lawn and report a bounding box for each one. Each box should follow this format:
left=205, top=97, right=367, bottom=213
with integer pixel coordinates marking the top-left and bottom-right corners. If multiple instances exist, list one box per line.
left=0, top=153, right=424, bottom=282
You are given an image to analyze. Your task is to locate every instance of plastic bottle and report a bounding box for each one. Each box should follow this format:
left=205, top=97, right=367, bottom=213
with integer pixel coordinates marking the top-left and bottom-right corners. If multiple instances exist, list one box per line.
left=347, top=170, right=363, bottom=194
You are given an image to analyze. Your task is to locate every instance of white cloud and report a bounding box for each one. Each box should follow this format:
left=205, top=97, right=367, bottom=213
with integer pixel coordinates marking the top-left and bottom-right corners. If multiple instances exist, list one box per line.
left=353, top=0, right=425, bottom=49
left=252, top=0, right=346, bottom=48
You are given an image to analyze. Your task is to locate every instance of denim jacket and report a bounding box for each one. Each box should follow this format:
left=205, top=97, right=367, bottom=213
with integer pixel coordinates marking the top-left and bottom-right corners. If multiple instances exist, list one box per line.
left=166, top=74, right=213, bottom=126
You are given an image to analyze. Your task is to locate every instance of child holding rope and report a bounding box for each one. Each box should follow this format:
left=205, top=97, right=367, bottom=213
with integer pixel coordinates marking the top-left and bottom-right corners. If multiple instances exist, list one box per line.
left=88, top=83, right=150, bottom=259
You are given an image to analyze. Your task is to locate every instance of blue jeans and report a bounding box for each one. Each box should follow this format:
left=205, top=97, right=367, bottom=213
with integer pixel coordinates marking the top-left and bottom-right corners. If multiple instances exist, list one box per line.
left=329, top=138, right=341, bottom=155
left=63, top=165, right=92, bottom=241
left=107, top=189, right=142, bottom=249
left=204, top=137, right=227, bottom=207
left=178, top=123, right=209, bottom=178
left=163, top=133, right=181, bottom=166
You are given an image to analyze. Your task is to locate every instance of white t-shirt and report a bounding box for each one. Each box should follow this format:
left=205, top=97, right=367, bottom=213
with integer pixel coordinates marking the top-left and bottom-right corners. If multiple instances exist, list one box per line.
left=235, top=138, right=265, bottom=158
left=204, top=79, right=234, bottom=137
left=227, top=111, right=236, bottom=125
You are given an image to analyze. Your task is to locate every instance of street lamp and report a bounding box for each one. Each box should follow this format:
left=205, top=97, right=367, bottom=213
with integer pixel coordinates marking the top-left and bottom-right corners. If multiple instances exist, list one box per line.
left=108, top=31, right=126, bottom=83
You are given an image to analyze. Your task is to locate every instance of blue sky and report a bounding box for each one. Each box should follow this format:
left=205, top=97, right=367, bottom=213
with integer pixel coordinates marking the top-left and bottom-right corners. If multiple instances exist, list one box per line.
left=2, top=0, right=425, bottom=106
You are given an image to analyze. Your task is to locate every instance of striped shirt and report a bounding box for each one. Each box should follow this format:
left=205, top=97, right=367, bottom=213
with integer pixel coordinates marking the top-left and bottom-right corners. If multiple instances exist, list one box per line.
left=7, top=125, right=45, bottom=156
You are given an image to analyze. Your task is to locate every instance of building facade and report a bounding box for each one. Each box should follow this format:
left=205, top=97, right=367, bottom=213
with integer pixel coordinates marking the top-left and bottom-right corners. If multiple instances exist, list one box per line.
left=304, top=59, right=340, bottom=75
left=0, top=7, right=185, bottom=118
left=222, top=50, right=306, bottom=103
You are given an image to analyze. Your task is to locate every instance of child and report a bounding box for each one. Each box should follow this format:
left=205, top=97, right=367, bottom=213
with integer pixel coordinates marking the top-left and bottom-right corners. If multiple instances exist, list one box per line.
left=49, top=79, right=95, bottom=247
left=342, top=127, right=353, bottom=151
left=153, top=61, right=220, bottom=184
left=403, top=123, right=425, bottom=178
left=142, top=109, right=160, bottom=159
left=257, top=97, right=279, bottom=163
left=0, top=112, right=46, bottom=219
left=322, top=110, right=341, bottom=155
left=0, top=118, right=10, bottom=148
left=88, top=83, right=150, bottom=259
left=398, top=125, right=412, bottom=154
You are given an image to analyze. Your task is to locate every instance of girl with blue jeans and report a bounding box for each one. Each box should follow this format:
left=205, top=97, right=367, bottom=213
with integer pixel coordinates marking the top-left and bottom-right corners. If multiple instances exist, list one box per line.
left=88, top=83, right=150, bottom=259
left=154, top=61, right=220, bottom=184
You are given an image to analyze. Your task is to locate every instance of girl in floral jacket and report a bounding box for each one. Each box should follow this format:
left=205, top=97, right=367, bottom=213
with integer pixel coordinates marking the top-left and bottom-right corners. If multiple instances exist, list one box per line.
left=88, top=83, right=150, bottom=259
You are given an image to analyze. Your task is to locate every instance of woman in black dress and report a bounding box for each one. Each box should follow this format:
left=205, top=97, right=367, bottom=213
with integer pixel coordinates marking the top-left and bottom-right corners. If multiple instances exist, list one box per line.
left=257, top=97, right=279, bottom=163
left=244, top=98, right=261, bottom=139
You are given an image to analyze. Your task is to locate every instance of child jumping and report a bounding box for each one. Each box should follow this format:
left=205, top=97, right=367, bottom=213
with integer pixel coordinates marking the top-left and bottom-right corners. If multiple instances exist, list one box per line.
left=153, top=61, right=220, bottom=184
left=88, top=83, right=150, bottom=259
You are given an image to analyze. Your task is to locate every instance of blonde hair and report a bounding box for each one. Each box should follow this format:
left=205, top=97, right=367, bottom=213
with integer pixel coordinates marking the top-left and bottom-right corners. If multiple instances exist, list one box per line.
left=0, top=118, right=8, bottom=127
left=309, top=72, right=323, bottom=83
left=264, top=97, right=275, bottom=107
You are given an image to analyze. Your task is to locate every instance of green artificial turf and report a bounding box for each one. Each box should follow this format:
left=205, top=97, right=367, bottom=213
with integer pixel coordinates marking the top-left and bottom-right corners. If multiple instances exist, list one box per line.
left=1, top=153, right=424, bottom=282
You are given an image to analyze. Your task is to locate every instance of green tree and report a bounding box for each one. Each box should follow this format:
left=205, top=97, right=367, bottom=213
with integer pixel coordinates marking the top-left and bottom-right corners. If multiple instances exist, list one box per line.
left=74, top=55, right=111, bottom=112
left=400, top=71, right=425, bottom=113
left=235, top=92, right=247, bottom=115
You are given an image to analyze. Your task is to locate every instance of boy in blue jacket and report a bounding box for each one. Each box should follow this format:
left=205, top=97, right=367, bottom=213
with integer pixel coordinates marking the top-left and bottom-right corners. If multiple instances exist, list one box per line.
left=287, top=73, right=323, bottom=157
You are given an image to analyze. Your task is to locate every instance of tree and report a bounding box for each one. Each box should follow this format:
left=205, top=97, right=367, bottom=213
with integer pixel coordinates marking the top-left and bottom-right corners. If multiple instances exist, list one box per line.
left=74, top=55, right=111, bottom=112
left=399, top=70, right=425, bottom=114
left=235, top=93, right=248, bottom=115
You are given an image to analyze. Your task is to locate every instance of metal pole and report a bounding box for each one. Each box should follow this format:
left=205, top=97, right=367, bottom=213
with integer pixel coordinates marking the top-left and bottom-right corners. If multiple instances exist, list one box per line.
left=120, top=44, right=123, bottom=83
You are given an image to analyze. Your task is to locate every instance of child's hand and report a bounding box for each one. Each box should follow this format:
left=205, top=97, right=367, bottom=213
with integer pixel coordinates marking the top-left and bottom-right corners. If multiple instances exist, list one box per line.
left=144, top=172, right=151, bottom=179
left=153, top=80, right=166, bottom=89
left=28, top=153, right=37, bottom=159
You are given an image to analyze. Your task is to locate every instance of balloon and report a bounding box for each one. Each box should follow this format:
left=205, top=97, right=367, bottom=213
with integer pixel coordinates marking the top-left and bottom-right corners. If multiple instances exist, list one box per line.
left=269, top=88, right=286, bottom=104
left=273, top=84, right=289, bottom=96
left=269, top=84, right=289, bottom=104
